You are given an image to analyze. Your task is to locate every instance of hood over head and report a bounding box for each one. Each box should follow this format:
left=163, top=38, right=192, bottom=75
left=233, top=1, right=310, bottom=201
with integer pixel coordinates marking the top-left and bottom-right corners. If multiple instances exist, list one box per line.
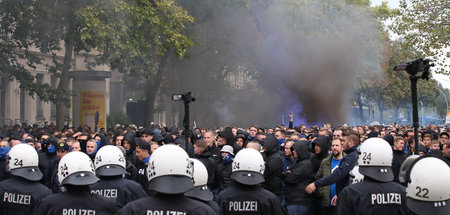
left=312, top=135, right=329, bottom=158
left=218, top=127, right=235, bottom=145
left=262, top=134, right=278, bottom=155
left=122, top=132, right=136, bottom=152
left=292, top=140, right=311, bottom=161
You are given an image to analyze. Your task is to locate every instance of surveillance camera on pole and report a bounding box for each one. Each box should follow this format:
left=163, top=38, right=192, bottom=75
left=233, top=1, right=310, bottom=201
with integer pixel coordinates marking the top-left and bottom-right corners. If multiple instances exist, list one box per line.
left=172, top=92, right=196, bottom=155
left=394, top=58, right=434, bottom=155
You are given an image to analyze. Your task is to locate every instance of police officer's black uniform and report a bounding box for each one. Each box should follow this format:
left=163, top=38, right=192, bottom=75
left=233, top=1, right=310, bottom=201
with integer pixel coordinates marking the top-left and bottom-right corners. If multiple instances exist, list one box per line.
left=90, top=176, right=147, bottom=205
left=336, top=178, right=408, bottom=215
left=336, top=138, right=409, bottom=215
left=118, top=144, right=216, bottom=215
left=217, top=182, right=287, bottom=215
left=0, top=176, right=52, bottom=215
left=0, top=143, right=52, bottom=215
left=118, top=193, right=216, bottom=215
left=33, top=185, right=121, bottom=215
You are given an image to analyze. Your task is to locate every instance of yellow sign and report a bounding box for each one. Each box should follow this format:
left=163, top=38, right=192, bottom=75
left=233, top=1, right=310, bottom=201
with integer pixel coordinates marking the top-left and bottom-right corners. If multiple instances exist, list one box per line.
left=80, top=91, right=106, bottom=129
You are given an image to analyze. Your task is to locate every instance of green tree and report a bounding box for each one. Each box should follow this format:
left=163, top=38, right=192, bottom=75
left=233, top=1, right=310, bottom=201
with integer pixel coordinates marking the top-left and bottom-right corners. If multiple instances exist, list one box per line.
left=390, top=0, right=449, bottom=75
left=77, top=0, right=194, bottom=127
left=0, top=0, right=57, bottom=105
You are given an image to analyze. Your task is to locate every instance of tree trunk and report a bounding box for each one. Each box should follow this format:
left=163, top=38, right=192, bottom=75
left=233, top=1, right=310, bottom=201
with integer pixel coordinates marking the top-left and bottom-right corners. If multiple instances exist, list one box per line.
left=394, top=105, right=400, bottom=123
left=357, top=92, right=364, bottom=124
left=378, top=101, right=384, bottom=124
left=143, top=56, right=168, bottom=128
left=56, top=36, right=74, bottom=131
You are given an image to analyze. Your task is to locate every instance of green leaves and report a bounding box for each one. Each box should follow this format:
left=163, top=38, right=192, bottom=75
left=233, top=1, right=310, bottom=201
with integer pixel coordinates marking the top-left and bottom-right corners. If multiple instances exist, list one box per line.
left=390, top=0, right=449, bottom=75
left=77, top=0, right=194, bottom=78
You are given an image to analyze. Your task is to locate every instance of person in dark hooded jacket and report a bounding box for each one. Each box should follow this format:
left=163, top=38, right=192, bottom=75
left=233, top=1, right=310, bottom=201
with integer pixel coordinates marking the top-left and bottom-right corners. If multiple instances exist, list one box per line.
left=309, top=136, right=330, bottom=215
left=311, top=136, right=330, bottom=174
left=122, top=132, right=138, bottom=167
left=194, top=140, right=219, bottom=191
left=212, top=127, right=237, bottom=163
left=262, top=134, right=284, bottom=199
left=283, top=140, right=314, bottom=215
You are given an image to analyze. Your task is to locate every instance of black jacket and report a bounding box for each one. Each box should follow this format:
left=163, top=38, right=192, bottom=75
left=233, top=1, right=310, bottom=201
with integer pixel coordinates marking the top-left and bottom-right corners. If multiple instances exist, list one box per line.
left=0, top=158, right=9, bottom=181
left=123, top=132, right=138, bottom=167
left=90, top=176, right=148, bottom=205
left=0, top=176, right=52, bottom=215
left=217, top=182, right=287, bottom=215
left=218, top=159, right=233, bottom=191
left=125, top=160, right=138, bottom=181
left=262, top=135, right=284, bottom=196
left=283, top=140, right=314, bottom=205
left=311, top=136, right=330, bottom=173
left=392, top=149, right=406, bottom=183
left=314, top=144, right=358, bottom=195
left=336, top=178, right=408, bottom=215
left=196, top=150, right=219, bottom=190
left=32, top=185, right=121, bottom=215
left=117, top=193, right=216, bottom=215
left=135, top=159, right=149, bottom=192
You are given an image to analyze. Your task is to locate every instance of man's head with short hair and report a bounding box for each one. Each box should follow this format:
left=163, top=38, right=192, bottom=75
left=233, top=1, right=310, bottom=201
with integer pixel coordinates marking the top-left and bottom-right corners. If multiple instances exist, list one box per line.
left=393, top=137, right=405, bottom=151
left=71, top=141, right=81, bottom=152
left=86, top=139, right=97, bottom=155
left=246, top=140, right=261, bottom=151
left=430, top=140, right=440, bottom=151
left=275, top=130, right=286, bottom=140
left=331, top=138, right=343, bottom=158
left=439, top=132, right=449, bottom=145
left=249, top=125, right=259, bottom=138
left=422, top=134, right=433, bottom=148
left=203, top=130, right=216, bottom=147
left=136, top=141, right=151, bottom=161
left=342, top=131, right=360, bottom=150
left=284, top=140, right=294, bottom=157
left=193, top=140, right=207, bottom=155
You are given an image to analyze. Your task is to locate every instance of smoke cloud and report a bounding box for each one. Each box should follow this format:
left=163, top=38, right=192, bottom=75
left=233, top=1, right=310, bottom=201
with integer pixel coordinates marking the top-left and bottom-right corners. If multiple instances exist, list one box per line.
left=170, top=0, right=382, bottom=128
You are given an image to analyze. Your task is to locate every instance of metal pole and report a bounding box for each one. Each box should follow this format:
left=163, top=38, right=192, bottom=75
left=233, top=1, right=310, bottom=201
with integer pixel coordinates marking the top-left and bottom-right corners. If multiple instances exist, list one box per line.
left=410, top=77, right=420, bottom=155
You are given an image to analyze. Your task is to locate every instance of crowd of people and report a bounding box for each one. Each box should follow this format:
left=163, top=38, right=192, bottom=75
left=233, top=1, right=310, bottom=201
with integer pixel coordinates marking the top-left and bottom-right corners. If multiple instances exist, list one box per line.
left=0, top=117, right=449, bottom=215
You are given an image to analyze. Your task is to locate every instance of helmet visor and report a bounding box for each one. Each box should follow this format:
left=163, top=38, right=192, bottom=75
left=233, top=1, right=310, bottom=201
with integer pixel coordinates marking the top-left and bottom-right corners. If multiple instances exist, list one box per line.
left=148, top=175, right=194, bottom=194
left=96, top=165, right=127, bottom=177
left=10, top=167, right=43, bottom=181
left=407, top=197, right=450, bottom=215
left=184, top=185, right=213, bottom=201
left=61, top=171, right=99, bottom=186
left=359, top=166, right=393, bottom=182
left=231, top=171, right=265, bottom=185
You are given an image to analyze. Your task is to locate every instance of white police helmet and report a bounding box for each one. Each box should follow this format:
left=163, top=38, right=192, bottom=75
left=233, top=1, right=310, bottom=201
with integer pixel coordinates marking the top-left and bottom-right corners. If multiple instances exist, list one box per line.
left=405, top=156, right=450, bottom=215
left=184, top=159, right=213, bottom=201
left=147, top=144, right=194, bottom=194
left=357, top=138, right=393, bottom=182
left=94, top=145, right=127, bottom=176
left=7, top=144, right=43, bottom=181
left=58, top=151, right=99, bottom=186
left=231, top=148, right=265, bottom=185
left=349, top=165, right=364, bottom=184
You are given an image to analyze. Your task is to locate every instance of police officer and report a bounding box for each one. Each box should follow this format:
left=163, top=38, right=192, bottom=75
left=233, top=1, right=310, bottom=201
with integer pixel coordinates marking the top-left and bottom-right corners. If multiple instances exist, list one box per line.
left=217, top=148, right=287, bottom=215
left=185, top=159, right=221, bottom=214
left=0, top=144, right=52, bottom=214
left=400, top=155, right=450, bottom=215
left=336, top=138, right=408, bottom=215
left=33, top=151, right=121, bottom=215
left=90, top=145, right=147, bottom=205
left=117, top=144, right=216, bottom=215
